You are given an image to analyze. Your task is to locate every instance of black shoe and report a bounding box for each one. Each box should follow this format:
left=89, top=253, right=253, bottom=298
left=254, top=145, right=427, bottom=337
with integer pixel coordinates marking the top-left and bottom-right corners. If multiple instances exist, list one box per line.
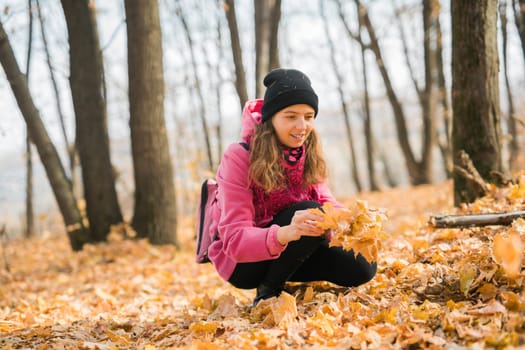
left=252, top=284, right=283, bottom=307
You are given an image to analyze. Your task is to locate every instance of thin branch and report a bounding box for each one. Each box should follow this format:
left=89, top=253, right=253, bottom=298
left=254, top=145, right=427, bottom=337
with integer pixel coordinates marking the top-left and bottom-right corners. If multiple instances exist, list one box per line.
left=453, top=150, right=490, bottom=193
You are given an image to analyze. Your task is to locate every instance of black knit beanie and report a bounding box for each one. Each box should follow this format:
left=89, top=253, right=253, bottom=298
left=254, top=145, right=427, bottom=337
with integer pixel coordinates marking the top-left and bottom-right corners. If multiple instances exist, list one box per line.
left=261, top=68, right=319, bottom=122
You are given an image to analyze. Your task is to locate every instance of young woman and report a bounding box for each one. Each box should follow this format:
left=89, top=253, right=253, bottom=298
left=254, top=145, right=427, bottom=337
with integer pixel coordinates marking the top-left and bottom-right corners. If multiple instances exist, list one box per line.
left=207, top=68, right=377, bottom=305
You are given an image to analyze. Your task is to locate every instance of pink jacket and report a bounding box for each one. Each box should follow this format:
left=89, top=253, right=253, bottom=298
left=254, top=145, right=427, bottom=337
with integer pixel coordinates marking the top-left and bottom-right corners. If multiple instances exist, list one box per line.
left=207, top=99, right=343, bottom=281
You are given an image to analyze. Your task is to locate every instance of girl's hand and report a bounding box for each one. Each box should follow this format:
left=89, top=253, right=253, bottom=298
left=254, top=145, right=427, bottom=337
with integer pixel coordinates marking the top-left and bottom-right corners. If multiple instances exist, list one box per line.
left=276, top=209, right=325, bottom=245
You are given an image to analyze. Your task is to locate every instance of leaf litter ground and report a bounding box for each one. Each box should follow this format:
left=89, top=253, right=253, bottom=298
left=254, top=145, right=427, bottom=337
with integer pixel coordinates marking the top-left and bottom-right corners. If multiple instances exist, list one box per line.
left=1, top=180, right=525, bottom=349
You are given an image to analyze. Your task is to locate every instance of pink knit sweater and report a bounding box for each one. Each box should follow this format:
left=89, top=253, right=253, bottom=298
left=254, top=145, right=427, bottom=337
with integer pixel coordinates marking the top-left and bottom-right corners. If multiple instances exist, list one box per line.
left=207, top=99, right=343, bottom=281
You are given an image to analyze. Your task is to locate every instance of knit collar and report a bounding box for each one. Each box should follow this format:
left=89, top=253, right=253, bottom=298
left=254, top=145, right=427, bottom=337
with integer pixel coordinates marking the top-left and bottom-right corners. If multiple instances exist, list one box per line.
left=280, top=144, right=304, bottom=165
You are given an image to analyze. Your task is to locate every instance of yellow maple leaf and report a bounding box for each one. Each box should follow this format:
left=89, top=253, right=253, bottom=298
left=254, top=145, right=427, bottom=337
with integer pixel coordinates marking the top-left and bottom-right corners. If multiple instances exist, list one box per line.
left=311, top=201, right=386, bottom=262
left=309, top=202, right=355, bottom=230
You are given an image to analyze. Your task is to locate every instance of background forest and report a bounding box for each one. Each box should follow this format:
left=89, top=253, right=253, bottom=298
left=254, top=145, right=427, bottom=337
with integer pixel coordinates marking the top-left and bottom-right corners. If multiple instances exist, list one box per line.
left=3, top=1, right=525, bottom=349
left=0, top=0, right=524, bottom=244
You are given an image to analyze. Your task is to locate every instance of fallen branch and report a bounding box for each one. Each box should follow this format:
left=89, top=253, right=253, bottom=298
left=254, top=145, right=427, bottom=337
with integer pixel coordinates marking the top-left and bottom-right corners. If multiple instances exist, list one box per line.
left=430, top=211, right=525, bottom=228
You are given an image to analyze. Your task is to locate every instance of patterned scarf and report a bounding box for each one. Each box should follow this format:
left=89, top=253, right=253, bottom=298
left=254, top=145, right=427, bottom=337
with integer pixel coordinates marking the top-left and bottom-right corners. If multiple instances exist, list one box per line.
left=281, top=145, right=303, bottom=165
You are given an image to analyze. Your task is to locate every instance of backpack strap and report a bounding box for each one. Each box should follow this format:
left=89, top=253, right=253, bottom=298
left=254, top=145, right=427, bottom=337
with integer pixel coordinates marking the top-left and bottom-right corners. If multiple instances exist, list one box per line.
left=239, top=141, right=249, bottom=150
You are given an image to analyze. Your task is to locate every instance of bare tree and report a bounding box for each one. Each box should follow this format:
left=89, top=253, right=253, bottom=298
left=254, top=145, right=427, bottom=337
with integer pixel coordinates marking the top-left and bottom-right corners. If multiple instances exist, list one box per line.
left=0, top=20, right=87, bottom=250
left=500, top=1, right=519, bottom=171
left=25, top=0, right=35, bottom=238
left=37, top=0, right=76, bottom=188
left=434, top=6, right=452, bottom=176
left=213, top=1, right=225, bottom=158
left=343, top=0, right=435, bottom=185
left=451, top=0, right=503, bottom=205
left=61, top=0, right=123, bottom=242
left=223, top=0, right=248, bottom=108
left=176, top=0, right=214, bottom=170
left=125, top=0, right=178, bottom=245
left=254, top=0, right=281, bottom=97
left=392, top=1, right=450, bottom=177
left=512, top=0, right=525, bottom=73
left=320, top=0, right=362, bottom=192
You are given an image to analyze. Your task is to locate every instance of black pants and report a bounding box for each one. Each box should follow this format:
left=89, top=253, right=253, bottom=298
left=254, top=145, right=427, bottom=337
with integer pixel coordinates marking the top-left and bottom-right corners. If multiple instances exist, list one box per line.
left=228, top=200, right=377, bottom=290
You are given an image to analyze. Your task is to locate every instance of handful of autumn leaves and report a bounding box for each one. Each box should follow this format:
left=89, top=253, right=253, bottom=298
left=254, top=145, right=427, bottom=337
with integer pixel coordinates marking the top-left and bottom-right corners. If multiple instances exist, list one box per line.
left=309, top=201, right=387, bottom=263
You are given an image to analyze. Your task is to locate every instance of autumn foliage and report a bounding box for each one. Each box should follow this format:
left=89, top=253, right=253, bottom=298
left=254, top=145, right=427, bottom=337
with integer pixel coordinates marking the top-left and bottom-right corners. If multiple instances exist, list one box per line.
left=1, top=179, right=525, bottom=348
left=309, top=201, right=386, bottom=263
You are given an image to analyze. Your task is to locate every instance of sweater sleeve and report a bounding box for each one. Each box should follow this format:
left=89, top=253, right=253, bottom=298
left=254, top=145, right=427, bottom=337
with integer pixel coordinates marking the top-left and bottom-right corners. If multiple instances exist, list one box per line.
left=215, top=143, right=287, bottom=262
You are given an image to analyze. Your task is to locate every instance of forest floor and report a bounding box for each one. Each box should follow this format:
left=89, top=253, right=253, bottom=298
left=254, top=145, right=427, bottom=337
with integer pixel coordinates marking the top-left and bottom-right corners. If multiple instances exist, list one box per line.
left=1, top=180, right=525, bottom=349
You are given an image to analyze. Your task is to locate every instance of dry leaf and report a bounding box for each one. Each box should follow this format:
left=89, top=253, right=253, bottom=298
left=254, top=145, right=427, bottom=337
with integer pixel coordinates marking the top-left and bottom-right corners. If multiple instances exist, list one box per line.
left=508, top=178, right=525, bottom=201
left=493, top=230, right=522, bottom=278
left=309, top=201, right=386, bottom=262
left=270, top=292, right=297, bottom=327
left=303, top=286, right=314, bottom=303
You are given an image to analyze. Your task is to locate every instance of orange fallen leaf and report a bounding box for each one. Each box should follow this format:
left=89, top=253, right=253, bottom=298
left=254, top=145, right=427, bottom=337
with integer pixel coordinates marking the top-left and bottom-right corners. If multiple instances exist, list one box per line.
left=493, top=229, right=522, bottom=278
left=310, top=200, right=386, bottom=262
left=270, top=292, right=297, bottom=326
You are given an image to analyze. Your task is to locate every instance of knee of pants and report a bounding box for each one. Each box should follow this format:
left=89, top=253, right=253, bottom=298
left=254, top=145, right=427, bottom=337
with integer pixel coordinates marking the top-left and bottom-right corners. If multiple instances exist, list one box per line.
left=365, top=261, right=378, bottom=282
left=292, top=200, right=323, bottom=211
left=272, top=200, right=323, bottom=226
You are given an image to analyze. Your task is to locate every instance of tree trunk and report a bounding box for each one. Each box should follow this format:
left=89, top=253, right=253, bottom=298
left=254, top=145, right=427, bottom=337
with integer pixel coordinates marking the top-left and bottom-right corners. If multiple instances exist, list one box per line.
left=214, top=3, right=225, bottom=160
left=512, top=0, right=525, bottom=75
left=125, top=0, right=178, bottom=246
left=500, top=1, right=519, bottom=171
left=335, top=0, right=379, bottom=190
left=420, top=0, right=437, bottom=183
left=61, top=0, right=123, bottom=242
left=357, top=2, right=378, bottom=191
left=354, top=0, right=429, bottom=185
left=25, top=0, right=35, bottom=238
left=268, top=0, right=281, bottom=70
left=0, top=20, right=87, bottom=250
left=176, top=0, right=214, bottom=170
left=38, top=0, right=77, bottom=190
left=254, top=0, right=281, bottom=97
left=435, top=8, right=453, bottom=177
left=223, top=0, right=248, bottom=109
left=451, top=0, right=503, bottom=205
left=320, top=0, right=362, bottom=192
left=25, top=135, right=35, bottom=238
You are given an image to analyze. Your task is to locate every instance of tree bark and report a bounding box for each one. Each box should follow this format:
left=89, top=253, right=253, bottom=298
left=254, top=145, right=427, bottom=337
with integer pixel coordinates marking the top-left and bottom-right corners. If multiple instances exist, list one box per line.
left=335, top=0, right=379, bottom=190
left=354, top=0, right=430, bottom=185
left=176, top=0, right=214, bottom=170
left=61, top=0, right=123, bottom=242
left=125, top=0, right=178, bottom=246
left=254, top=0, right=281, bottom=97
left=38, top=0, right=77, bottom=189
left=430, top=211, right=525, bottom=228
left=0, top=20, right=87, bottom=250
left=320, top=0, right=362, bottom=192
left=500, top=1, right=519, bottom=171
left=357, top=2, right=378, bottom=191
left=223, top=0, right=248, bottom=109
left=451, top=0, right=503, bottom=205
left=25, top=0, right=35, bottom=238
left=512, top=0, right=525, bottom=76
left=435, top=8, right=453, bottom=177
left=420, top=0, right=437, bottom=183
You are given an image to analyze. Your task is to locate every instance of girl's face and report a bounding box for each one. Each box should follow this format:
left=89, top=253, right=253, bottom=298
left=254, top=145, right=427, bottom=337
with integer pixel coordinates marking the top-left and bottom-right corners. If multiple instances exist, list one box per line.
left=271, top=104, right=315, bottom=148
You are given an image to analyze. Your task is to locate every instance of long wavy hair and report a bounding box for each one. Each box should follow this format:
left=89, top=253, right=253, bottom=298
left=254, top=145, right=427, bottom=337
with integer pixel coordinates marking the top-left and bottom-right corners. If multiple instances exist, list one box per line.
left=248, top=121, right=327, bottom=192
